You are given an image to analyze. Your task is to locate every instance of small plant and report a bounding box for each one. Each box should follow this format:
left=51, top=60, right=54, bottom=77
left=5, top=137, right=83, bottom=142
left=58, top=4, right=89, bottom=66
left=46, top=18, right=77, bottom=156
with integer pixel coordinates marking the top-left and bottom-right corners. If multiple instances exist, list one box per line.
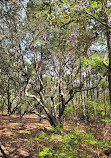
left=24, top=130, right=31, bottom=135
left=24, top=130, right=34, bottom=143
left=39, top=132, right=97, bottom=158
left=50, top=135, right=62, bottom=141
left=101, top=119, right=111, bottom=124
left=35, top=133, right=46, bottom=141
left=47, top=126, right=63, bottom=134
left=39, top=148, right=52, bottom=157
left=64, top=107, right=74, bottom=115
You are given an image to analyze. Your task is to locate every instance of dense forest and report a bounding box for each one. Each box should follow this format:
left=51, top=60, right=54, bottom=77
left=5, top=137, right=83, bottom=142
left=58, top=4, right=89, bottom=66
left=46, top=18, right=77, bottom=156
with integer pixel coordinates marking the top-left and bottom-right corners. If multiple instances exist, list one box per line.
left=0, top=0, right=111, bottom=157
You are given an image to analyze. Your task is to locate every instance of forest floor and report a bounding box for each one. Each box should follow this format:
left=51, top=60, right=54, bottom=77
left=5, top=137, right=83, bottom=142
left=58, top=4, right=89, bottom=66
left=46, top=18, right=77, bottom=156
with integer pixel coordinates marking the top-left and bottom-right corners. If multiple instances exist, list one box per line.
left=0, top=113, right=111, bottom=158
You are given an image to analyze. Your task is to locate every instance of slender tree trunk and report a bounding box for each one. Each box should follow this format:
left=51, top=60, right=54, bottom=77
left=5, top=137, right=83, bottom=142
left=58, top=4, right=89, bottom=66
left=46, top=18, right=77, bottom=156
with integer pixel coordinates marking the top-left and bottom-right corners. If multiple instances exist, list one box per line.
left=103, top=87, right=107, bottom=142
left=97, top=86, right=99, bottom=99
left=59, top=81, right=63, bottom=128
left=106, top=27, right=111, bottom=110
left=71, top=68, right=75, bottom=121
left=86, top=71, right=90, bottom=123
left=39, top=46, right=43, bottom=121
left=7, top=78, right=11, bottom=115
left=104, top=0, right=111, bottom=111
left=86, top=71, right=89, bottom=98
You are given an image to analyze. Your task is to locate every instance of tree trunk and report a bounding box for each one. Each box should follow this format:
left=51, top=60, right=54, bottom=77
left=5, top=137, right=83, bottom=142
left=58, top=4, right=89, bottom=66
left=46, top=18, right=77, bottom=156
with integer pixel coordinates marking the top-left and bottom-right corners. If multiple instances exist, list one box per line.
left=39, top=46, right=44, bottom=121
left=7, top=78, right=11, bottom=115
left=105, top=0, right=111, bottom=111
left=106, top=26, right=111, bottom=110
left=48, top=114, right=58, bottom=127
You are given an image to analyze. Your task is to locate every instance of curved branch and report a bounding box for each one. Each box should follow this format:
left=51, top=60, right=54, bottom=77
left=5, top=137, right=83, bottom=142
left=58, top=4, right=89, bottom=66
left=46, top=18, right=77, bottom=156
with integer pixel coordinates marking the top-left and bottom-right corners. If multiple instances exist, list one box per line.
left=0, top=142, right=10, bottom=158
left=103, top=52, right=109, bottom=68
left=22, top=108, right=48, bottom=120
left=25, top=79, right=49, bottom=115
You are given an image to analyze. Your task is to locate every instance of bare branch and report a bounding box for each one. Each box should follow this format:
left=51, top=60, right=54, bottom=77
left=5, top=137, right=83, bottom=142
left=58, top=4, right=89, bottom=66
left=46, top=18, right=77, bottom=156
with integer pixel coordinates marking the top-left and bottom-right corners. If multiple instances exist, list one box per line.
left=22, top=108, right=48, bottom=120
left=85, top=10, right=111, bottom=28
left=104, top=127, right=111, bottom=137
left=0, top=142, right=10, bottom=158
left=61, top=1, right=111, bottom=29
left=66, top=63, right=81, bottom=90
left=25, top=79, right=50, bottom=114
left=64, top=77, right=103, bottom=106
left=103, top=52, right=109, bottom=68
left=61, top=18, right=76, bottom=27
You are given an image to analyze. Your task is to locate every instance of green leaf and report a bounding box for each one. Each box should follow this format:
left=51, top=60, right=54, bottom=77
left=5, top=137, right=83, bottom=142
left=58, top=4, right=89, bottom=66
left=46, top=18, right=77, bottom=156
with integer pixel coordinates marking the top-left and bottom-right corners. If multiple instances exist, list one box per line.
left=39, top=148, right=51, bottom=157
left=94, top=56, right=100, bottom=62
left=93, top=1, right=97, bottom=6
left=24, top=130, right=31, bottom=134
left=101, top=119, right=111, bottom=123
left=50, top=135, right=62, bottom=141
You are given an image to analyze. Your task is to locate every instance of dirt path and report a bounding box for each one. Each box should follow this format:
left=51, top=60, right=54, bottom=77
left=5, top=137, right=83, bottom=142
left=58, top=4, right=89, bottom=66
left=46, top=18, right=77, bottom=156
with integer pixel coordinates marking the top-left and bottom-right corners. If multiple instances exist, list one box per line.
left=0, top=114, right=50, bottom=158
left=0, top=113, right=111, bottom=158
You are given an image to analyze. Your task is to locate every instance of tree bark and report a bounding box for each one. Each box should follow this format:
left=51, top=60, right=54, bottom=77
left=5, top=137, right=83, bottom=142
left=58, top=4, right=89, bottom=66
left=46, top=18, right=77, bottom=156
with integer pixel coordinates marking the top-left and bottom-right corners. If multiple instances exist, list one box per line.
left=106, top=25, right=111, bottom=109
left=103, top=0, right=111, bottom=110
left=7, top=78, right=11, bottom=115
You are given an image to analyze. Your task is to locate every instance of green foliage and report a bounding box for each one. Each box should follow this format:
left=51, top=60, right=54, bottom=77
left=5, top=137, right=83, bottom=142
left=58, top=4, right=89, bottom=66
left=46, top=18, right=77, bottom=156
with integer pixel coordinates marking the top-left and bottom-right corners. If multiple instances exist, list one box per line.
left=50, top=126, right=63, bottom=134
left=50, top=135, right=62, bottom=141
left=39, top=132, right=96, bottom=158
left=24, top=130, right=35, bottom=143
left=94, top=56, right=101, bottom=63
left=101, top=119, right=111, bottom=124
left=64, top=107, right=74, bottom=115
left=24, top=130, right=31, bottom=135
left=35, top=133, right=46, bottom=141
left=82, top=56, right=107, bottom=73
left=84, top=98, right=110, bottom=120
left=39, top=148, right=52, bottom=157
left=82, top=58, right=91, bottom=68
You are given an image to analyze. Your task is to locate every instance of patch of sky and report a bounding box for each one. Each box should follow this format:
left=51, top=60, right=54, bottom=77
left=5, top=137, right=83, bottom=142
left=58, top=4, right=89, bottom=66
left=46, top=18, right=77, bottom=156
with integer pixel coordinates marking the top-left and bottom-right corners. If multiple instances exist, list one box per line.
left=91, top=41, right=107, bottom=52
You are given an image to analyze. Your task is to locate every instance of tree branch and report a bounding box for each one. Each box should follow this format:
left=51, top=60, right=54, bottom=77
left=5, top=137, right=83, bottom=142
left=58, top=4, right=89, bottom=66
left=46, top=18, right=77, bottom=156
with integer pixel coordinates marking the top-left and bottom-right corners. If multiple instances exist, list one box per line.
left=0, top=142, right=10, bottom=158
left=64, top=77, right=102, bottom=106
left=61, top=3, right=111, bottom=29
left=22, top=108, right=48, bottom=120
left=25, top=79, right=50, bottom=115
left=103, top=52, right=109, bottom=68
left=66, top=63, right=81, bottom=90
left=85, top=10, right=111, bottom=28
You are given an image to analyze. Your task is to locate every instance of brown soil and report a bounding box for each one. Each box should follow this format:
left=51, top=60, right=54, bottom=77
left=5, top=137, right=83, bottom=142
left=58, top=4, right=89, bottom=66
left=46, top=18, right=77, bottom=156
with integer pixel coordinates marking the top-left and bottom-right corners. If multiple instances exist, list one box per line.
left=0, top=113, right=111, bottom=158
left=0, top=113, right=50, bottom=158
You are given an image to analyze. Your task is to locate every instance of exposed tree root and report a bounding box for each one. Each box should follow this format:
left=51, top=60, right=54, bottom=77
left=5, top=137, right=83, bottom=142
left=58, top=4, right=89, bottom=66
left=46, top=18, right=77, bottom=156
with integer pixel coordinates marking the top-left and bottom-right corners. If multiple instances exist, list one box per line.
left=0, top=142, right=10, bottom=158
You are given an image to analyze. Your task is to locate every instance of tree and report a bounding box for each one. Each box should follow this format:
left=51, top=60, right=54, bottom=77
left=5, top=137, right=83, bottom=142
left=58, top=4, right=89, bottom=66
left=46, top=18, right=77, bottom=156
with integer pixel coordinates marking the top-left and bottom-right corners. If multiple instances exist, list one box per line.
left=0, top=0, right=110, bottom=128
left=59, top=0, right=111, bottom=109
left=23, top=0, right=104, bottom=127
left=0, top=0, right=27, bottom=115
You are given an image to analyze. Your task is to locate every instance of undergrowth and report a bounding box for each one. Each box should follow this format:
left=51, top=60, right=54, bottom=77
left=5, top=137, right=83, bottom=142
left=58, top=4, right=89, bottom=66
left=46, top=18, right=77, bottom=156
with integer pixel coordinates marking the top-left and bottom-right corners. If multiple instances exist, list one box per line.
left=24, top=126, right=110, bottom=158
